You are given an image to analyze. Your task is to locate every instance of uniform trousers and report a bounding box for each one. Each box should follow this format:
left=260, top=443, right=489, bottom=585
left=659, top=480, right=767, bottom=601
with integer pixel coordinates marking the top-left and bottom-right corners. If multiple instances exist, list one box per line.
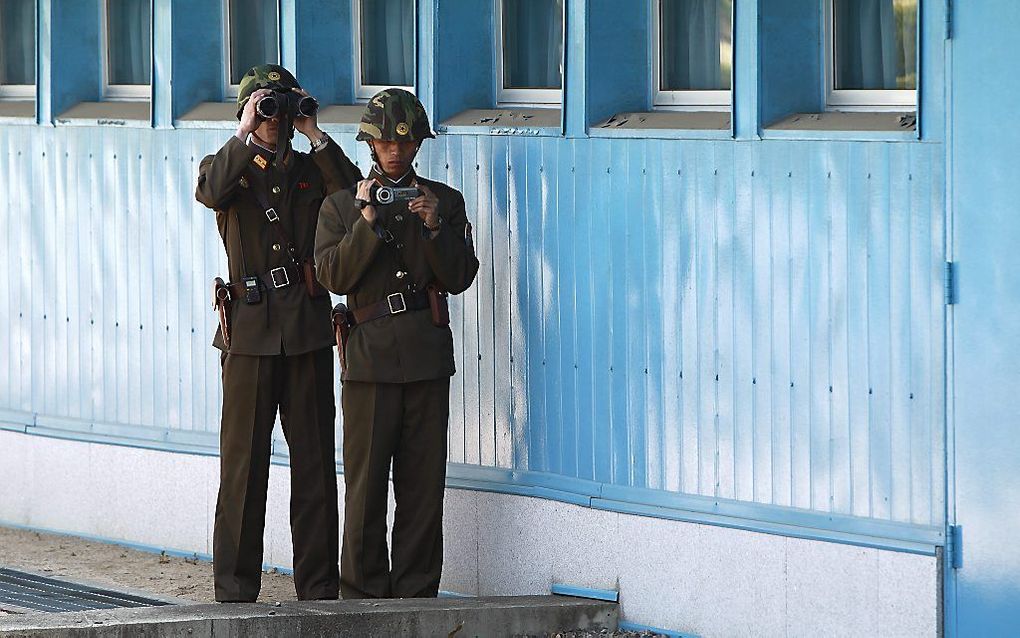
left=214, top=348, right=339, bottom=602
left=340, top=378, right=450, bottom=599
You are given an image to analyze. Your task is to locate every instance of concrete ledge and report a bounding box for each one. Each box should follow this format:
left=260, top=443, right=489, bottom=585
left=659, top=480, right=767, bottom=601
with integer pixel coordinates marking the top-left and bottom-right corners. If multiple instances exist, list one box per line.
left=55, top=101, right=151, bottom=127
left=0, top=100, right=34, bottom=121
left=438, top=108, right=562, bottom=136
left=767, top=110, right=916, bottom=132
left=0, top=596, right=618, bottom=637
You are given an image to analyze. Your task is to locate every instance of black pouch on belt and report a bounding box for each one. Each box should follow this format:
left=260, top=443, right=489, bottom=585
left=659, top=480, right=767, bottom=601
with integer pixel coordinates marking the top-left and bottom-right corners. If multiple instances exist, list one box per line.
left=427, top=285, right=450, bottom=327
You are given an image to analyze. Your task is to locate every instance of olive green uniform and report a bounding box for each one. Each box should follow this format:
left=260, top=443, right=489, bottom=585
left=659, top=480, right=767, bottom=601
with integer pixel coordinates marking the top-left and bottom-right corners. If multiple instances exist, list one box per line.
left=196, top=134, right=361, bottom=602
left=314, top=168, right=479, bottom=598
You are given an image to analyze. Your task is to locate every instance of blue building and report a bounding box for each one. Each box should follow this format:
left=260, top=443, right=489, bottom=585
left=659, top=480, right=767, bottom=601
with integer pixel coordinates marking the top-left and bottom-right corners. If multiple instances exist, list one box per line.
left=0, top=0, right=1015, bottom=635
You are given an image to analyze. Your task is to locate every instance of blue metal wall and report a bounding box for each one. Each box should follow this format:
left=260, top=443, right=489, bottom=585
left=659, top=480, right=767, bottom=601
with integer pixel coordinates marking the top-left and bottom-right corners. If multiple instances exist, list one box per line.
left=0, top=123, right=945, bottom=545
left=0, top=0, right=954, bottom=555
left=947, top=1, right=1020, bottom=633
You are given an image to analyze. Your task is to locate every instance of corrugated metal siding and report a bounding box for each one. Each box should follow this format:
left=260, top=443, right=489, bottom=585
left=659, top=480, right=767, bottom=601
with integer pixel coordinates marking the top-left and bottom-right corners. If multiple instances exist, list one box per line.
left=0, top=125, right=944, bottom=528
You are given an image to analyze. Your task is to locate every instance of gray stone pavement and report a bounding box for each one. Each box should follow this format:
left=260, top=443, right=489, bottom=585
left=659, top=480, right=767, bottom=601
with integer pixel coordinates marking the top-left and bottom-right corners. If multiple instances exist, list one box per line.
left=0, top=595, right=618, bottom=637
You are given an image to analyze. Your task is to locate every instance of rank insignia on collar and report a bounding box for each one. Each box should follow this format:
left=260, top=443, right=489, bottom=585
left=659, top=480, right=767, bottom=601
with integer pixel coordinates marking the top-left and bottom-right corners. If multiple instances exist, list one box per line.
left=239, top=176, right=249, bottom=188
left=253, top=155, right=268, bottom=170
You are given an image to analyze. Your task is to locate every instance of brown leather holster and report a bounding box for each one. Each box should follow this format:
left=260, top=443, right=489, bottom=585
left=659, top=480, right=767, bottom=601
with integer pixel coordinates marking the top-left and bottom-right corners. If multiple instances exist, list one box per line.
left=332, top=303, right=352, bottom=373
left=427, top=285, right=450, bottom=327
left=303, top=258, right=329, bottom=298
left=213, top=277, right=232, bottom=347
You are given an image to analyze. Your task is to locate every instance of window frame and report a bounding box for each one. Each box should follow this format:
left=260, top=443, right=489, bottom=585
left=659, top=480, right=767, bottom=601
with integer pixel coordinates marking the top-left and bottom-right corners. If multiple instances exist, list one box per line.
left=101, top=0, right=151, bottom=101
left=824, top=0, right=918, bottom=111
left=651, top=0, right=733, bottom=111
left=222, top=0, right=281, bottom=100
left=352, top=0, right=417, bottom=101
left=0, top=0, right=36, bottom=100
left=495, top=0, right=564, bottom=106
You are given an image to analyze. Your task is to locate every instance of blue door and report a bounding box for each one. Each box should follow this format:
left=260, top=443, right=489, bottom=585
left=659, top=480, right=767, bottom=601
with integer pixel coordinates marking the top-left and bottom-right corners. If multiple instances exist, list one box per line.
left=949, top=2, right=1020, bottom=634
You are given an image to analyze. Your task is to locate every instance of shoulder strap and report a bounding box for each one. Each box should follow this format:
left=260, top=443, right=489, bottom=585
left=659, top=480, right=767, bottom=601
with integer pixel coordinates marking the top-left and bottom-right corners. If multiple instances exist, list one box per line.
left=247, top=166, right=302, bottom=270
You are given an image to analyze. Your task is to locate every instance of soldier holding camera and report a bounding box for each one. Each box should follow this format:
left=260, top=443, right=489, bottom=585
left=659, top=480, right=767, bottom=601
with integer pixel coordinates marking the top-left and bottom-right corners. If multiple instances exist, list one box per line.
left=195, top=64, right=362, bottom=602
left=315, top=89, right=479, bottom=599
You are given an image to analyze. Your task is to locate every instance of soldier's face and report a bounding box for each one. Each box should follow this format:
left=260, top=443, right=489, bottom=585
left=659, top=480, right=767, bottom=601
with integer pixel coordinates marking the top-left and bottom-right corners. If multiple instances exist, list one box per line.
left=255, top=116, right=280, bottom=146
left=371, top=140, right=419, bottom=178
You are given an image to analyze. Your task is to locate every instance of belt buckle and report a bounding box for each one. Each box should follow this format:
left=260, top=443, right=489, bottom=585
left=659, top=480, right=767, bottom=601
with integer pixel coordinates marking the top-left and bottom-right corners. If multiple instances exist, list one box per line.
left=270, top=267, right=290, bottom=288
left=265, top=207, right=279, bottom=223
left=387, top=292, right=406, bottom=314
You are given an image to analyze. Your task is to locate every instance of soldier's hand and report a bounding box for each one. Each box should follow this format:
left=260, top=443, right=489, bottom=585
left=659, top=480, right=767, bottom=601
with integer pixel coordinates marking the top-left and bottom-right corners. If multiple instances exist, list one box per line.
left=292, top=88, right=322, bottom=140
left=356, top=179, right=377, bottom=224
left=409, top=182, right=440, bottom=229
left=236, top=88, right=273, bottom=141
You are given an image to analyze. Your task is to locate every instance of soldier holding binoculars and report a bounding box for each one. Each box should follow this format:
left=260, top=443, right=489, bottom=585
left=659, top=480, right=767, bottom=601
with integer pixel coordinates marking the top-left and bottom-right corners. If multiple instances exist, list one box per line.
left=195, top=64, right=362, bottom=603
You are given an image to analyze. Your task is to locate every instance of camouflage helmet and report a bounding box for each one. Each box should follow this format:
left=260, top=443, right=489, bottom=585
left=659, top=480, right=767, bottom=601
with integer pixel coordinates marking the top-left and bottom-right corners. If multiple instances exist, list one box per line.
left=236, top=64, right=300, bottom=120
left=357, top=88, right=435, bottom=143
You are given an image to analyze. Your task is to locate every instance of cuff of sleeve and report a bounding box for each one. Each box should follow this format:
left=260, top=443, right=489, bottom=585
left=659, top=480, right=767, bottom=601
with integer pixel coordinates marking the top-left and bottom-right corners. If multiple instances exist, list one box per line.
left=311, top=135, right=330, bottom=153
left=351, top=215, right=384, bottom=245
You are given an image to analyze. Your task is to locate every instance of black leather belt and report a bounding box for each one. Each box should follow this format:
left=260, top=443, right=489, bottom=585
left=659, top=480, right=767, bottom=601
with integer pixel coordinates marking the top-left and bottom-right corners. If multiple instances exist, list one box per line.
left=350, top=291, right=428, bottom=325
left=225, top=263, right=302, bottom=299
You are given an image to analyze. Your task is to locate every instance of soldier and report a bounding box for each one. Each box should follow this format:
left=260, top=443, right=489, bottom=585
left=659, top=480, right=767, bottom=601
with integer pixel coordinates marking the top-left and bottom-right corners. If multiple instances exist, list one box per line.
left=195, top=64, right=362, bottom=602
left=314, top=89, right=479, bottom=599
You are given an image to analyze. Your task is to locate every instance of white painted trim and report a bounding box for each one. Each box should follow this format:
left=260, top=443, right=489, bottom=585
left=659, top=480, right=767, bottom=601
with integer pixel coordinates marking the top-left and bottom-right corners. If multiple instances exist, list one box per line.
left=495, top=0, right=563, bottom=107
left=223, top=0, right=236, bottom=98
left=223, top=0, right=282, bottom=100
left=651, top=0, right=733, bottom=111
left=0, top=85, right=34, bottom=100
left=101, top=0, right=151, bottom=102
left=824, top=0, right=917, bottom=110
left=352, top=0, right=416, bottom=101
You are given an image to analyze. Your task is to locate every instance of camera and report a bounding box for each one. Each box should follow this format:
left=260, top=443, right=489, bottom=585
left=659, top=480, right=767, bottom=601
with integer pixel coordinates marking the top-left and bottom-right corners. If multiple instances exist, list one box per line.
left=255, top=91, right=319, bottom=119
left=373, top=185, right=421, bottom=206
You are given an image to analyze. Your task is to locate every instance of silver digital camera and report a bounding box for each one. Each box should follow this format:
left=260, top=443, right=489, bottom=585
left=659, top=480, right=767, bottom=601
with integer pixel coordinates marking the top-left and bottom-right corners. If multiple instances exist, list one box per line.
left=374, top=186, right=421, bottom=205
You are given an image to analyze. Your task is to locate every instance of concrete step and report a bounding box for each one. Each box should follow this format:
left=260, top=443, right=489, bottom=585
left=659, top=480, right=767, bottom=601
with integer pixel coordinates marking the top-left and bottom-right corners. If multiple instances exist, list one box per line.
left=0, top=595, right=619, bottom=637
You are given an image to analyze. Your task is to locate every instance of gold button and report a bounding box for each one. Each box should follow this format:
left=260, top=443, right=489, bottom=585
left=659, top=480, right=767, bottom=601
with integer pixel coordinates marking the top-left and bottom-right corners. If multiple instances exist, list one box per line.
left=272, top=243, right=281, bottom=251
left=271, top=185, right=281, bottom=194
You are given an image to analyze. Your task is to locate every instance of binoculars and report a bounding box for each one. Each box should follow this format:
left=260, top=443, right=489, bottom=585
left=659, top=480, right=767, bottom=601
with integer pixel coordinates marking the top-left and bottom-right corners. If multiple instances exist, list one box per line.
left=256, top=91, right=319, bottom=119
left=373, top=185, right=421, bottom=205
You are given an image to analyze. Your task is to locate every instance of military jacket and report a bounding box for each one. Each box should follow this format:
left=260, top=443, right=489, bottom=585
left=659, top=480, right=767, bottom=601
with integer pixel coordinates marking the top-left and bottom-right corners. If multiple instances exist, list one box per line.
left=314, top=171, right=480, bottom=383
left=196, top=136, right=362, bottom=355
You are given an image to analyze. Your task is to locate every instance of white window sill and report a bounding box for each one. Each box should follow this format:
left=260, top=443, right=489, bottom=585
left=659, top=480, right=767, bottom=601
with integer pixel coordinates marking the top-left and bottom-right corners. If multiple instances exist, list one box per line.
left=437, top=108, right=562, bottom=136
left=55, top=101, right=151, bottom=127
left=590, top=110, right=731, bottom=140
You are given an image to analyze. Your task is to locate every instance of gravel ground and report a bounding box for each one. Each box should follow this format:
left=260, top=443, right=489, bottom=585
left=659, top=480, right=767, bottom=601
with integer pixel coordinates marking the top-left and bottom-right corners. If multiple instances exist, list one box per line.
left=0, top=525, right=666, bottom=636
left=0, top=525, right=295, bottom=603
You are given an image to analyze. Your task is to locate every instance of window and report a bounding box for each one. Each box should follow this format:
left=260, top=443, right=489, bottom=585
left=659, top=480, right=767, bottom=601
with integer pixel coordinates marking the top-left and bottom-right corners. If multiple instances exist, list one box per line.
left=653, top=0, right=733, bottom=109
left=496, top=0, right=563, bottom=105
left=0, top=0, right=36, bottom=99
left=826, top=0, right=917, bottom=109
left=103, top=0, right=151, bottom=100
left=224, top=0, right=280, bottom=98
left=353, top=0, right=415, bottom=100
